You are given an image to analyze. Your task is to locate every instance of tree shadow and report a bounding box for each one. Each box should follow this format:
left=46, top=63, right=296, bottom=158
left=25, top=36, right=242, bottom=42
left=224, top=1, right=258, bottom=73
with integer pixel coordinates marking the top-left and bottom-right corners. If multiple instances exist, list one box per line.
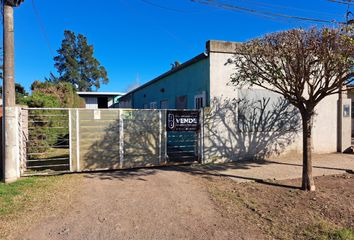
left=83, top=168, right=158, bottom=181
left=81, top=110, right=162, bottom=170
left=266, top=160, right=353, bottom=172
left=78, top=96, right=303, bottom=190
left=169, top=165, right=302, bottom=190
left=204, top=95, right=301, bottom=162
left=79, top=164, right=301, bottom=189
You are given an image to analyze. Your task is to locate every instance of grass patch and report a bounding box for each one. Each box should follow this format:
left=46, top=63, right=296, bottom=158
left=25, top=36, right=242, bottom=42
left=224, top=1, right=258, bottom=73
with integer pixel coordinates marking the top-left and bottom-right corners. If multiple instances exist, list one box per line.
left=304, top=222, right=354, bottom=240
left=0, top=175, right=76, bottom=217
left=0, top=177, right=39, bottom=216
left=0, top=174, right=80, bottom=239
left=35, top=147, right=69, bottom=159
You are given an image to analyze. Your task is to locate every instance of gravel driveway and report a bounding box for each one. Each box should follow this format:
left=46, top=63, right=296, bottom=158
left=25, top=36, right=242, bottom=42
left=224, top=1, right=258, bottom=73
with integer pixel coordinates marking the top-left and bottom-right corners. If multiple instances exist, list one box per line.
left=13, top=153, right=353, bottom=240
left=16, top=168, right=256, bottom=240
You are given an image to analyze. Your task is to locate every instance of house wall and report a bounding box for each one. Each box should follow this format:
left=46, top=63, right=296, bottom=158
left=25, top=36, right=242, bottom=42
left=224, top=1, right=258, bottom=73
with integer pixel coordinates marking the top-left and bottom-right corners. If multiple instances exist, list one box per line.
left=84, top=96, right=98, bottom=109
left=82, top=95, right=121, bottom=109
left=124, top=57, right=210, bottom=109
left=204, top=40, right=346, bottom=162
left=118, top=95, right=133, bottom=108
left=348, top=90, right=354, bottom=137
left=116, top=40, right=349, bottom=163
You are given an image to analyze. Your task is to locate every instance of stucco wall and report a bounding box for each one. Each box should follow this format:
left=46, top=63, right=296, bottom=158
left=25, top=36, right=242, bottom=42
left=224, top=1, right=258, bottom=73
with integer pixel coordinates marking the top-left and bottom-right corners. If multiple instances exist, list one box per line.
left=204, top=48, right=344, bottom=162
left=128, top=57, right=210, bottom=109
left=117, top=40, right=349, bottom=163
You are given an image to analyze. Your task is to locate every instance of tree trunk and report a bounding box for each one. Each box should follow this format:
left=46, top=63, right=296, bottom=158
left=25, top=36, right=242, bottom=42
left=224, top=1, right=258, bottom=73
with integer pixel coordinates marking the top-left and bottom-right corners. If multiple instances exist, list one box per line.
left=301, top=112, right=316, bottom=191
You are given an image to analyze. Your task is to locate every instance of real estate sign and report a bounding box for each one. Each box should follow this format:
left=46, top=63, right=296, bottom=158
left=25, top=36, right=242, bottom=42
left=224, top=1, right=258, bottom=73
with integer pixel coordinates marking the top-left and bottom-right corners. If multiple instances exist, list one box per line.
left=166, top=110, right=200, bottom=131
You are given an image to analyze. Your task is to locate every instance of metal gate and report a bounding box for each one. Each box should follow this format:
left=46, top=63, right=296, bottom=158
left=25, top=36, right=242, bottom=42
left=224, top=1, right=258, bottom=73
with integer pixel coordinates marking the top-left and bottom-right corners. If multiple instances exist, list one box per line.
left=166, top=110, right=201, bottom=163
left=167, top=132, right=199, bottom=163
left=24, top=109, right=71, bottom=175
left=20, top=108, right=202, bottom=175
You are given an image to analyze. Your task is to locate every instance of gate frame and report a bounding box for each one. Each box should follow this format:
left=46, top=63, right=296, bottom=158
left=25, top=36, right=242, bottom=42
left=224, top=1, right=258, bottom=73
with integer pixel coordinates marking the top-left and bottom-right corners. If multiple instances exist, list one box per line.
left=21, top=107, right=72, bottom=176
left=165, top=109, right=202, bottom=164
left=68, top=109, right=72, bottom=172
left=19, top=107, right=204, bottom=176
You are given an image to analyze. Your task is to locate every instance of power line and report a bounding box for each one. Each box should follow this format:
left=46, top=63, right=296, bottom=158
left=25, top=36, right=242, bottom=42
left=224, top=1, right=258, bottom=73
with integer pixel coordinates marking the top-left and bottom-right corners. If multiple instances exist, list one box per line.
left=327, top=0, right=354, bottom=6
left=31, top=0, right=54, bottom=55
left=326, top=0, right=354, bottom=28
left=140, top=0, right=298, bottom=24
left=139, top=0, right=187, bottom=13
left=191, top=0, right=344, bottom=25
left=233, top=0, right=343, bottom=18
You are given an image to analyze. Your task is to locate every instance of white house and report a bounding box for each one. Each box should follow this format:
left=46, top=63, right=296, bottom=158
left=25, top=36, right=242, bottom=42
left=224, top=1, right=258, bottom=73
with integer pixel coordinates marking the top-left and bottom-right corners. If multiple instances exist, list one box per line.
left=119, top=40, right=352, bottom=162
left=77, top=92, right=124, bottom=109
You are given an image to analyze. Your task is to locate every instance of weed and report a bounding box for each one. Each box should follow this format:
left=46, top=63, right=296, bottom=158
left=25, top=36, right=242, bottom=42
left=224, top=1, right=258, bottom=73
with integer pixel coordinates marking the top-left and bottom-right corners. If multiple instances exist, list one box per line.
left=303, top=222, right=354, bottom=240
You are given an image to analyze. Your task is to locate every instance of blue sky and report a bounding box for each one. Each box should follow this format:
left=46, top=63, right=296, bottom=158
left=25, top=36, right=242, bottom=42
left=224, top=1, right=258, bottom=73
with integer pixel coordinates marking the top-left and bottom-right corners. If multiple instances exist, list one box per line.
left=4, top=0, right=350, bottom=92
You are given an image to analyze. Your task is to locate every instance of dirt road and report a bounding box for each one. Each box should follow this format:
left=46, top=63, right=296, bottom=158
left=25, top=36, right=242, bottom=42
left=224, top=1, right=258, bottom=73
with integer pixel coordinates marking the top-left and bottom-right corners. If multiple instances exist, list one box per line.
left=12, top=153, right=353, bottom=240
left=15, top=168, right=259, bottom=240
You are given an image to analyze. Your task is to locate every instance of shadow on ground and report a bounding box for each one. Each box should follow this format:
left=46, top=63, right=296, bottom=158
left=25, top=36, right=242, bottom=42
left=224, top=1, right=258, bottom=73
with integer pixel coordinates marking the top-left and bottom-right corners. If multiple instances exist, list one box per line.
left=83, top=168, right=158, bottom=181
left=81, top=160, right=301, bottom=189
left=82, top=155, right=353, bottom=190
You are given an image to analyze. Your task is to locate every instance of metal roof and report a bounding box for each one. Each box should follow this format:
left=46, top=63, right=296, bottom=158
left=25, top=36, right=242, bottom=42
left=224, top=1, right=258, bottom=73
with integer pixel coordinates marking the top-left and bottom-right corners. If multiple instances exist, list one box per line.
left=77, top=92, right=125, bottom=96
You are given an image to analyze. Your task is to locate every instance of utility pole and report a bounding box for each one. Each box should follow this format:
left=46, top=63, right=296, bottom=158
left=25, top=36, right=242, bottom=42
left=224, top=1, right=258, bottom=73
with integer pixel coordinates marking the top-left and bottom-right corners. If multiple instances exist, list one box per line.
left=2, top=0, right=24, bottom=182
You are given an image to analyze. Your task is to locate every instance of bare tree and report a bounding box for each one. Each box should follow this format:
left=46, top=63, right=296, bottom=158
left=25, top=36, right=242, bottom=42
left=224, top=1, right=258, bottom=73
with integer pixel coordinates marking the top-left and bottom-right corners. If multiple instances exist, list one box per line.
left=229, top=28, right=354, bottom=191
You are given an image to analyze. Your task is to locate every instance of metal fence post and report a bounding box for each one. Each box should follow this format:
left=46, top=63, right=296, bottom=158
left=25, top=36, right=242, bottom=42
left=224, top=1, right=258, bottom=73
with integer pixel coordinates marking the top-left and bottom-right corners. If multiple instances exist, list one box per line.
left=200, top=108, right=204, bottom=164
left=68, top=109, right=72, bottom=172
left=119, top=109, right=124, bottom=168
left=76, top=109, right=80, bottom=171
left=159, top=110, right=162, bottom=164
left=164, top=110, right=168, bottom=163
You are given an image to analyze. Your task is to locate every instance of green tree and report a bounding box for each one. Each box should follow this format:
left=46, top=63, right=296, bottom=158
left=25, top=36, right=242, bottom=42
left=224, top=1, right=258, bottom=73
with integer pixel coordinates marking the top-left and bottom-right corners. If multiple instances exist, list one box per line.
left=25, top=91, right=60, bottom=108
left=54, top=30, right=109, bottom=91
left=29, top=80, right=84, bottom=108
left=0, top=82, right=29, bottom=104
left=24, top=80, right=85, bottom=155
left=229, top=28, right=353, bottom=191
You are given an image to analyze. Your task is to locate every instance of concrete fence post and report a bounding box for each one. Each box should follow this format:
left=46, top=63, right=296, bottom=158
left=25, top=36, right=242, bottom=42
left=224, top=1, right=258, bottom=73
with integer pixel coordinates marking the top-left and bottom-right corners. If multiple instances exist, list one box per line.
left=2, top=106, right=21, bottom=182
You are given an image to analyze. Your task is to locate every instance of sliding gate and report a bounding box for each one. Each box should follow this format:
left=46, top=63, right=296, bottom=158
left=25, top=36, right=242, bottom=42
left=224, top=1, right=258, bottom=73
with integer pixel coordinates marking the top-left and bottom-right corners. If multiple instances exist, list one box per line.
left=21, top=108, right=202, bottom=175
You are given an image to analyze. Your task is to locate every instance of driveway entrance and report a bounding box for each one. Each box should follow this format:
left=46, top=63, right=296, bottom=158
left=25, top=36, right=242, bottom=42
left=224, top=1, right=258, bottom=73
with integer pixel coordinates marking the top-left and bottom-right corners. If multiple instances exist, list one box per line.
left=21, top=108, right=202, bottom=176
